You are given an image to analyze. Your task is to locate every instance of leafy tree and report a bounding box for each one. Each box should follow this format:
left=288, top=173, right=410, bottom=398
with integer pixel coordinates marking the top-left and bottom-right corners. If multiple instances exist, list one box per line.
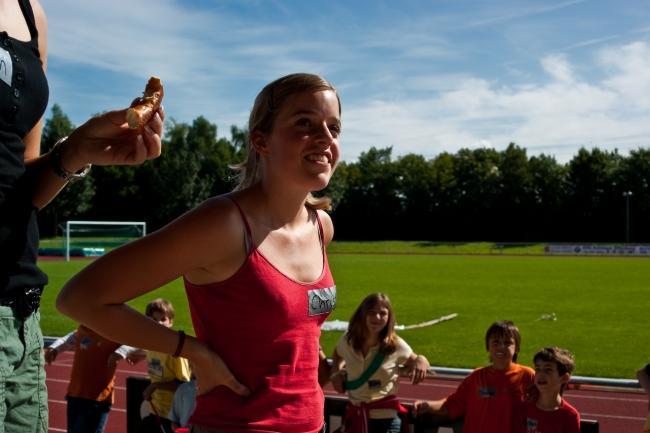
left=428, top=152, right=457, bottom=240
left=323, top=161, right=350, bottom=209
left=229, top=125, right=249, bottom=161
left=566, top=148, right=622, bottom=241
left=186, top=117, right=238, bottom=196
left=394, top=153, right=435, bottom=239
left=334, top=147, right=401, bottom=239
left=37, top=102, right=650, bottom=243
left=494, top=143, right=533, bottom=240
left=528, top=154, right=567, bottom=240
left=451, top=148, right=501, bottom=240
left=138, top=119, right=214, bottom=228
left=613, top=148, right=650, bottom=241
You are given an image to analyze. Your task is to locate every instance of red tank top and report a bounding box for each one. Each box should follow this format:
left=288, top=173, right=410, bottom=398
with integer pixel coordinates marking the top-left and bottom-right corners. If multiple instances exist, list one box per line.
left=184, top=201, right=336, bottom=433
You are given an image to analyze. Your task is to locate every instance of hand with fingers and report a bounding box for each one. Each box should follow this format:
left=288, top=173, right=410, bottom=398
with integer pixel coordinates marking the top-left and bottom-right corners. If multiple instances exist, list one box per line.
left=190, top=342, right=250, bottom=398
left=410, top=354, right=431, bottom=385
left=413, top=400, right=433, bottom=417
left=43, top=347, right=58, bottom=365
left=106, top=352, right=124, bottom=369
left=53, top=77, right=165, bottom=175
left=61, top=106, right=165, bottom=172
left=126, top=350, right=147, bottom=366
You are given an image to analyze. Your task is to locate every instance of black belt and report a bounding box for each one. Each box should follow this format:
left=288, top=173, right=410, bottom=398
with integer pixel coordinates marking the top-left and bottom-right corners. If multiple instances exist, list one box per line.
left=0, top=286, right=43, bottom=320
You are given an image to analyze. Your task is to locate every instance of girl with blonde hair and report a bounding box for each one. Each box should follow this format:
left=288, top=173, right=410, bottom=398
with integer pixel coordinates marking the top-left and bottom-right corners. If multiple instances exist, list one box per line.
left=58, top=73, right=340, bottom=433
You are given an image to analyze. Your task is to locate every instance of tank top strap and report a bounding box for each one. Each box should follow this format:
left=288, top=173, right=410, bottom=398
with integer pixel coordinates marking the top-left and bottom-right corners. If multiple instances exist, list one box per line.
left=17, top=0, right=39, bottom=40
left=226, top=196, right=253, bottom=253
left=312, top=208, right=325, bottom=250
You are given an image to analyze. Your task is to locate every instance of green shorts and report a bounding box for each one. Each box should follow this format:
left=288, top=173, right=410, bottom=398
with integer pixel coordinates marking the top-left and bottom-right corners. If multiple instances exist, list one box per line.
left=0, top=307, right=48, bottom=433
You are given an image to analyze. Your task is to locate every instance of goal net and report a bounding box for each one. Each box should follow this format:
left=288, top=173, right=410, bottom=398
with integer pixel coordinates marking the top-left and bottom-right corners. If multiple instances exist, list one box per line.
left=61, top=220, right=147, bottom=261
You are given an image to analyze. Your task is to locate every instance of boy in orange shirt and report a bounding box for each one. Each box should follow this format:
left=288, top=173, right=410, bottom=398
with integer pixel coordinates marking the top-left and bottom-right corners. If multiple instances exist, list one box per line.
left=414, top=320, right=535, bottom=433
left=44, top=325, right=143, bottom=433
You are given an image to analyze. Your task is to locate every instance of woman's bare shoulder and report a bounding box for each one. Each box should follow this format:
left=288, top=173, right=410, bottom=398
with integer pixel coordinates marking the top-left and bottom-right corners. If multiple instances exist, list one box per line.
left=179, top=195, right=244, bottom=249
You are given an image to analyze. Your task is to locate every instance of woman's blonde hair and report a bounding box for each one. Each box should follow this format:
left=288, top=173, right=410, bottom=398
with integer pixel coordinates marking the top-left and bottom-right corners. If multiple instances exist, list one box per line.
left=231, top=73, right=340, bottom=210
left=346, top=293, right=398, bottom=355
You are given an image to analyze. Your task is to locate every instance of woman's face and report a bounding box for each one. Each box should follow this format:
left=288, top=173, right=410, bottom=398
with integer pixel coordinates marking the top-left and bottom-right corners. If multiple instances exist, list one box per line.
left=365, top=302, right=390, bottom=336
left=255, top=90, right=341, bottom=192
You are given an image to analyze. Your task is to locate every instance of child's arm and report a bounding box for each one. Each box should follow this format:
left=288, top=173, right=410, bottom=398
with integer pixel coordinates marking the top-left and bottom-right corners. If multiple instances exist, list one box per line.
left=416, top=369, right=477, bottom=418
left=43, top=330, right=76, bottom=364
left=403, top=353, right=431, bottom=384
left=637, top=364, right=650, bottom=395
left=317, top=346, right=330, bottom=387
left=413, top=399, right=449, bottom=416
left=113, top=345, right=147, bottom=365
left=330, top=349, right=346, bottom=394
left=107, top=346, right=147, bottom=369
left=56, top=198, right=250, bottom=397
left=143, top=379, right=185, bottom=401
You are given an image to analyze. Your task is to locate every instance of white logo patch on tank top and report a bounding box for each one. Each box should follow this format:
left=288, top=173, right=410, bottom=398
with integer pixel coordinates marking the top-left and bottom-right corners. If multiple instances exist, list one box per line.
left=0, top=47, right=13, bottom=87
left=308, top=286, right=336, bottom=316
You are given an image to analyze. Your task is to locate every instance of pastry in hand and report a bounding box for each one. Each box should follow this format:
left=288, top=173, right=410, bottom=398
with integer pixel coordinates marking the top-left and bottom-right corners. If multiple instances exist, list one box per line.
left=126, top=76, right=164, bottom=129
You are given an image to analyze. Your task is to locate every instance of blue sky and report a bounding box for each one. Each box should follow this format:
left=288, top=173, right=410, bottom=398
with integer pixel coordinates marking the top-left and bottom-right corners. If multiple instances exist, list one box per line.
left=42, top=0, right=650, bottom=162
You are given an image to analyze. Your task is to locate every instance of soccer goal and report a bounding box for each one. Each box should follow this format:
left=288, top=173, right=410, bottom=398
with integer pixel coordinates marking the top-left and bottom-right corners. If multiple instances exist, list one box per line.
left=62, top=220, right=147, bottom=261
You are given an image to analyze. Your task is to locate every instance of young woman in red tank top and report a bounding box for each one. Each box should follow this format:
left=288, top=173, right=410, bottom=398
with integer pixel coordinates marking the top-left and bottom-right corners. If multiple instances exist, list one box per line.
left=58, top=73, right=341, bottom=433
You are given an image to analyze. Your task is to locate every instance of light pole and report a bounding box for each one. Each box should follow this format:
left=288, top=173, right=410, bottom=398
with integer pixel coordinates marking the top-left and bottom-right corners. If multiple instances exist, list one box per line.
left=623, top=191, right=633, bottom=243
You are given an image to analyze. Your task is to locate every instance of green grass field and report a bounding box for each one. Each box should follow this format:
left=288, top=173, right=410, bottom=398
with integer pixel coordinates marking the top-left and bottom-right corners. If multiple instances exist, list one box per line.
left=38, top=243, right=650, bottom=379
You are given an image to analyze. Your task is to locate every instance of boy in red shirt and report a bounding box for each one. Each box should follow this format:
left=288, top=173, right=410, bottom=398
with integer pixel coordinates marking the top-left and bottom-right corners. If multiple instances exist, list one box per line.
left=414, top=320, right=534, bottom=433
left=519, top=347, right=580, bottom=433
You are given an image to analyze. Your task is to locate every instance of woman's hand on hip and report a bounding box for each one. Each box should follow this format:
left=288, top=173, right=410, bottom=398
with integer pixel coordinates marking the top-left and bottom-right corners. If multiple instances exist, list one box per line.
left=188, top=337, right=250, bottom=397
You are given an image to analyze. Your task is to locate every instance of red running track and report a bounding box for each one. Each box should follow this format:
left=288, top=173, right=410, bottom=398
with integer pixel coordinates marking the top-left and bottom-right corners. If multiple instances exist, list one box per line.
left=46, top=352, right=647, bottom=433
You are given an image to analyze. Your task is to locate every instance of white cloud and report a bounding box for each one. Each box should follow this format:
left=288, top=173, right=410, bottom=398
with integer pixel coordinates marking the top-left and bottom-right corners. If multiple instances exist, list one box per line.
left=40, top=1, right=650, bottom=164
left=45, top=0, right=212, bottom=81
left=341, top=41, right=650, bottom=163
left=599, top=42, right=650, bottom=109
left=541, top=54, right=575, bottom=83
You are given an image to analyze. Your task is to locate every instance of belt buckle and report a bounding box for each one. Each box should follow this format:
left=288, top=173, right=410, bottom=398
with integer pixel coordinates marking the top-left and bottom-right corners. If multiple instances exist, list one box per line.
left=15, top=287, right=42, bottom=320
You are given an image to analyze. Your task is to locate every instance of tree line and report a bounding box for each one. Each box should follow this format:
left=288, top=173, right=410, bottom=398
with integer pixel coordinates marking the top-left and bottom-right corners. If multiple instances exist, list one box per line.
left=39, top=105, right=650, bottom=243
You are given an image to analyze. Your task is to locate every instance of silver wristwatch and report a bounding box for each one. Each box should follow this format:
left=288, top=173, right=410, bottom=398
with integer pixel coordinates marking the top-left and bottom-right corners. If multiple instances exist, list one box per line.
left=49, top=136, right=92, bottom=182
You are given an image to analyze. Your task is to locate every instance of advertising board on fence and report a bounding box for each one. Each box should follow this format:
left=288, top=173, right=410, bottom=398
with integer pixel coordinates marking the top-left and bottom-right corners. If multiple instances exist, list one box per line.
left=545, top=244, right=650, bottom=256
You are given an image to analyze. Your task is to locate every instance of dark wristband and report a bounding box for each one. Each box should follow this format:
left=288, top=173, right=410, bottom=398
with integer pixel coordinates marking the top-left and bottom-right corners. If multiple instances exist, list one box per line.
left=645, top=363, right=650, bottom=377
left=173, top=330, right=185, bottom=358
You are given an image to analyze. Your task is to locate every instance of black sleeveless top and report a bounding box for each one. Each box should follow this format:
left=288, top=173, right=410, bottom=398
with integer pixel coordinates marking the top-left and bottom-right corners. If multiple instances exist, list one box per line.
left=0, top=0, right=50, bottom=293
